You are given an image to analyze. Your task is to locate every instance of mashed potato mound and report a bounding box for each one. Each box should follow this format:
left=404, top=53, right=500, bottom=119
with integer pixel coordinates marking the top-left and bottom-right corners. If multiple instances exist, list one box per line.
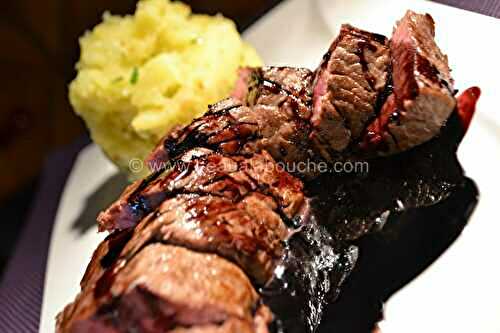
left=69, top=0, right=261, bottom=176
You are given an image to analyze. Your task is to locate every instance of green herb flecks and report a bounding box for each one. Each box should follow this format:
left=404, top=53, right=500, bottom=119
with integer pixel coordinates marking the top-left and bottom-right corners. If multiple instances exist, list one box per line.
left=130, top=67, right=139, bottom=85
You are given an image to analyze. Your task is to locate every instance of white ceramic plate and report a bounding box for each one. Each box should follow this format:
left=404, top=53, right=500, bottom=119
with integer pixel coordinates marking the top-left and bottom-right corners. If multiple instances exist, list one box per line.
left=40, top=0, right=500, bottom=332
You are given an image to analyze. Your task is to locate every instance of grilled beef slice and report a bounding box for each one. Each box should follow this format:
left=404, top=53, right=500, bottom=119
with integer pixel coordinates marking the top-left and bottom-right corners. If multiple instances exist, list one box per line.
left=361, top=10, right=456, bottom=154
left=57, top=244, right=273, bottom=333
left=311, top=24, right=391, bottom=160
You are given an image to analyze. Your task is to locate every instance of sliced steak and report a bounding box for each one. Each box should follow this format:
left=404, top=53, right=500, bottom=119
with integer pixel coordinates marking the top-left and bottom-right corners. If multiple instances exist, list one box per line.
left=361, top=10, right=456, bottom=154
left=62, top=11, right=481, bottom=333
left=97, top=149, right=307, bottom=283
left=100, top=148, right=306, bottom=233
left=311, top=24, right=391, bottom=161
left=57, top=244, right=272, bottom=333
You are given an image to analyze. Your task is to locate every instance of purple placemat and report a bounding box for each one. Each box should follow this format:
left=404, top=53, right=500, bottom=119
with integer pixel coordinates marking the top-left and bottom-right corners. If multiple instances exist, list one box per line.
left=0, top=137, right=89, bottom=333
left=437, top=0, right=500, bottom=17
left=0, top=2, right=498, bottom=332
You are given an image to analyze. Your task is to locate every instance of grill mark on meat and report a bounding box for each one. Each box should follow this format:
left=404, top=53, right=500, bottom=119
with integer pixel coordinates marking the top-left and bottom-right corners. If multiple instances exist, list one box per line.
left=207, top=121, right=260, bottom=153
left=355, top=70, right=394, bottom=150
left=184, top=159, right=299, bottom=221
left=126, top=161, right=200, bottom=221
left=157, top=113, right=260, bottom=166
left=128, top=168, right=166, bottom=201
left=354, top=39, right=378, bottom=91
left=99, top=229, right=134, bottom=269
left=163, top=123, right=218, bottom=158
left=259, top=77, right=312, bottom=107
left=207, top=102, right=243, bottom=116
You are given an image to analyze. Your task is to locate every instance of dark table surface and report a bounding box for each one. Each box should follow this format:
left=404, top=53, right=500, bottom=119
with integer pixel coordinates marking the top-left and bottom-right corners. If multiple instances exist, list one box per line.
left=0, top=1, right=498, bottom=332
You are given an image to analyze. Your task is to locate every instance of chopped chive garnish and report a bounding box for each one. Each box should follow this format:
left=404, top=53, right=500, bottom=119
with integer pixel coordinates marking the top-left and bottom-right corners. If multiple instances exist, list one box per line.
left=130, top=67, right=139, bottom=84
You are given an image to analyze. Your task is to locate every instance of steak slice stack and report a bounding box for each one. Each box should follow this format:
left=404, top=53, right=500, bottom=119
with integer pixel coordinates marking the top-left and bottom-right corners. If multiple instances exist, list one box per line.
left=58, top=149, right=356, bottom=333
left=59, top=10, right=481, bottom=333
left=99, top=149, right=308, bottom=285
